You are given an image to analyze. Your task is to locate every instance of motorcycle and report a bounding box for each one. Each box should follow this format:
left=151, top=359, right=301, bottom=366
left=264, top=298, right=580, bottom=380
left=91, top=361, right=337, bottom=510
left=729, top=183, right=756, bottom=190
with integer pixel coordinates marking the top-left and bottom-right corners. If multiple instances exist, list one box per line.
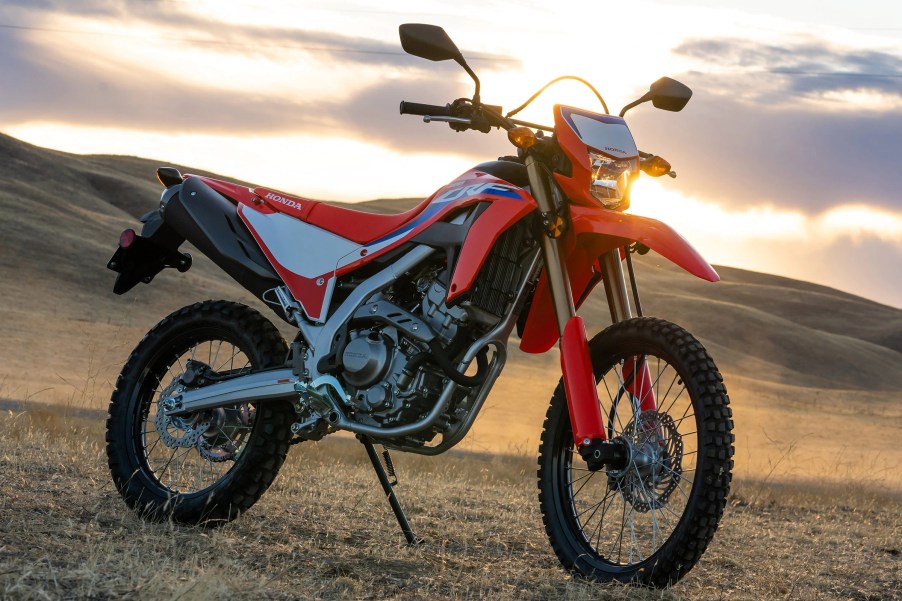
left=105, top=24, right=733, bottom=587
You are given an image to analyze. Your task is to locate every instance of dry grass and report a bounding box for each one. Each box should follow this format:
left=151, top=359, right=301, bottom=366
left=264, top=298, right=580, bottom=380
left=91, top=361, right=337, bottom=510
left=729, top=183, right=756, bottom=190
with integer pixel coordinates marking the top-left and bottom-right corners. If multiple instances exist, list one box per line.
left=1, top=409, right=899, bottom=601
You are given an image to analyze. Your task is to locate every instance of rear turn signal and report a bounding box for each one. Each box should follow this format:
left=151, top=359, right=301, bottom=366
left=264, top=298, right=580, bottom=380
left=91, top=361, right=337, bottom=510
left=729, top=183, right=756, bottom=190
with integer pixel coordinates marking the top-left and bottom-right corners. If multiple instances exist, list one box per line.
left=508, top=126, right=538, bottom=150
left=119, top=228, right=136, bottom=248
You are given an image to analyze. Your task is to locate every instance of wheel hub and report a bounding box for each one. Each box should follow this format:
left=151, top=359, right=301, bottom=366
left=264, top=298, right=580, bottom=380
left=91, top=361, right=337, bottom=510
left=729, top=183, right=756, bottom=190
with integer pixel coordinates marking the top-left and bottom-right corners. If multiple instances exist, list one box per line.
left=197, top=406, right=252, bottom=462
left=609, top=410, right=683, bottom=512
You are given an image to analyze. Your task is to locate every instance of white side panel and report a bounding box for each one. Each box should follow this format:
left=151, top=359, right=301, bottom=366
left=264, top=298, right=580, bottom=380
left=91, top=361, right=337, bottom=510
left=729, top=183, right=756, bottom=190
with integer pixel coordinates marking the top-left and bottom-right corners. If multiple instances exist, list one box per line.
left=241, top=207, right=358, bottom=278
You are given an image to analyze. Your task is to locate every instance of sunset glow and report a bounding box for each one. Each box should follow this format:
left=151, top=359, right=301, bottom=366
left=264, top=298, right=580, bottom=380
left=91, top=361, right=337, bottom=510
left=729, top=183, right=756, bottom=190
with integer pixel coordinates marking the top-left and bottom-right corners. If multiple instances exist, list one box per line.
left=1, top=0, right=900, bottom=306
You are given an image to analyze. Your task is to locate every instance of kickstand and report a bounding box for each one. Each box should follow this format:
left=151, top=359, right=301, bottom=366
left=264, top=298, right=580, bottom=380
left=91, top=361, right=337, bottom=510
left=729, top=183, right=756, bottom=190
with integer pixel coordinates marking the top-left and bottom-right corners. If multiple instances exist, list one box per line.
left=358, top=435, right=423, bottom=546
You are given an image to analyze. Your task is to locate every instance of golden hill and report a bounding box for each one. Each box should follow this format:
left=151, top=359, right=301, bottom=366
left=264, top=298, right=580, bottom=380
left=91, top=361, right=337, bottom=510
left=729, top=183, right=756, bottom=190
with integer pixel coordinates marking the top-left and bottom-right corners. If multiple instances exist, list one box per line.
left=1, top=132, right=899, bottom=488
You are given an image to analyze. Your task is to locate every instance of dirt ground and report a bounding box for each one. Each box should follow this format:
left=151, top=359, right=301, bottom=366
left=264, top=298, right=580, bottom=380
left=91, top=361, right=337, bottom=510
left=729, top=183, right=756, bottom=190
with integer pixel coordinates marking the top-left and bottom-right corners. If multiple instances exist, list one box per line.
left=1, top=409, right=899, bottom=600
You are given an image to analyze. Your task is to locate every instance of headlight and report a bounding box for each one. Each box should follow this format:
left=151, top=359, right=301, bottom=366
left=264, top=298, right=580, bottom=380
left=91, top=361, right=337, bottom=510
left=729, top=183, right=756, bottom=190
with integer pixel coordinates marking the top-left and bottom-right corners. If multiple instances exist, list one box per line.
left=589, top=151, right=637, bottom=209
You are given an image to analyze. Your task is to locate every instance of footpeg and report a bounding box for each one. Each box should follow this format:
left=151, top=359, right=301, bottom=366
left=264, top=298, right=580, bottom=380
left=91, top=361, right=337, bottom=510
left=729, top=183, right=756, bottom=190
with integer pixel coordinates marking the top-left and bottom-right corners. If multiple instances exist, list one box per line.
left=579, top=438, right=628, bottom=472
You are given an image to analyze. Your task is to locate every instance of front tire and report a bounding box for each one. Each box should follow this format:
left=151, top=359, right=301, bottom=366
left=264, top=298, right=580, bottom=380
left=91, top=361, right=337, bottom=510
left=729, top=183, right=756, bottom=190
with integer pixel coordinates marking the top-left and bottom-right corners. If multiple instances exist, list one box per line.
left=106, top=300, right=295, bottom=524
left=537, top=317, right=734, bottom=587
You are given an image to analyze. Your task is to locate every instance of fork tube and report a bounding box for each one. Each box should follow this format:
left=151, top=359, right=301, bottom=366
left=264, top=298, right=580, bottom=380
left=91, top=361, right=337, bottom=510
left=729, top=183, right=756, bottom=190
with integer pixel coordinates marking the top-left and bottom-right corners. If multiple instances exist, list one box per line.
left=525, top=155, right=574, bottom=334
left=600, top=249, right=656, bottom=411
left=526, top=155, right=605, bottom=445
left=600, top=249, right=633, bottom=323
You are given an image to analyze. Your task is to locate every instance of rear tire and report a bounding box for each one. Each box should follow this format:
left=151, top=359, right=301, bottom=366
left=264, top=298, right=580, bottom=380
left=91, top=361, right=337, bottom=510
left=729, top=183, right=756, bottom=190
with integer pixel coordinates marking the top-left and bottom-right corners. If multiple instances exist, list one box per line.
left=537, top=317, right=734, bottom=587
left=106, top=300, right=294, bottom=524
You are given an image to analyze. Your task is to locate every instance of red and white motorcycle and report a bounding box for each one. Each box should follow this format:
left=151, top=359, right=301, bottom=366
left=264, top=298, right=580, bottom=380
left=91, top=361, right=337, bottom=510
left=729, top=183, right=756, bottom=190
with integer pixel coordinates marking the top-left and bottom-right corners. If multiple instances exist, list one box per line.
left=106, top=24, right=733, bottom=586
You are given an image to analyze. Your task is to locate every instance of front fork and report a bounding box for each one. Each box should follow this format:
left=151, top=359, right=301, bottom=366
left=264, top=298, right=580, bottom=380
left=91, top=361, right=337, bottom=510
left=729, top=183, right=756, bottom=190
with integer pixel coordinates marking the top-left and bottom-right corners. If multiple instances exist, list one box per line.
left=525, top=156, right=655, bottom=459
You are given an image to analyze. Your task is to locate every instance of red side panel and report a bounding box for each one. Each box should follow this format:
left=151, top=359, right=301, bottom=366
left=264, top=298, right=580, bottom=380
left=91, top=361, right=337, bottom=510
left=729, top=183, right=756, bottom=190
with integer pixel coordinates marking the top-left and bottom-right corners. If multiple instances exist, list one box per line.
left=186, top=169, right=538, bottom=318
left=446, top=196, right=536, bottom=303
left=560, top=316, right=606, bottom=443
left=236, top=204, right=331, bottom=320
left=519, top=205, right=718, bottom=354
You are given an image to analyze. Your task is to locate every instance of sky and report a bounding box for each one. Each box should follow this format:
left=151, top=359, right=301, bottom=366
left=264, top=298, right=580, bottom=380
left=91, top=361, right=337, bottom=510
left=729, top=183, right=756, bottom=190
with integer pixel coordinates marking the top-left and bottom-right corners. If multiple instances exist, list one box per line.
left=1, top=0, right=901, bottom=308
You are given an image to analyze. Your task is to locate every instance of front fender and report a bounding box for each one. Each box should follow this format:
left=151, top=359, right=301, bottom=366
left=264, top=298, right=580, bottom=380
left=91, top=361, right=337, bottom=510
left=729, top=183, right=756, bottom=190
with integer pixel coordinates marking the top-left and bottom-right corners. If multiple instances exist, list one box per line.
left=518, top=206, right=718, bottom=353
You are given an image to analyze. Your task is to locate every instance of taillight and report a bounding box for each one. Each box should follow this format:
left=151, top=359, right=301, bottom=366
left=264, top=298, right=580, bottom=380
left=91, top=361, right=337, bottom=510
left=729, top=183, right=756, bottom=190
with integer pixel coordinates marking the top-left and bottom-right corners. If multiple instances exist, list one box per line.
left=119, top=228, right=136, bottom=248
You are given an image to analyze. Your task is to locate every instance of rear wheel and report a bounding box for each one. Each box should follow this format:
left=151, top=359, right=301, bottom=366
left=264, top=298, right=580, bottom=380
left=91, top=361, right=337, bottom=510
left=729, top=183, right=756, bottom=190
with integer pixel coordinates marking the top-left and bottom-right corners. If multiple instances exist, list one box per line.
left=106, top=300, right=294, bottom=524
left=537, top=317, right=734, bottom=587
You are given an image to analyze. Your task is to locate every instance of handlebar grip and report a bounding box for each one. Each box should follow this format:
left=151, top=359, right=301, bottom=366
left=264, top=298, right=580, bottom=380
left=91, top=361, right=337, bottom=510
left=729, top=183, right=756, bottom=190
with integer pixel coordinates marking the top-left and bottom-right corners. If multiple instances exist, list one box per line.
left=399, top=101, right=452, bottom=117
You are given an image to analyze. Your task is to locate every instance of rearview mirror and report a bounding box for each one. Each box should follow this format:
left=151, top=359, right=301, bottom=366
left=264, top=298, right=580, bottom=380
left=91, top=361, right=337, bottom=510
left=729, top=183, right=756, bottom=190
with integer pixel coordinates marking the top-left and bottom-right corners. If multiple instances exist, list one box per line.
left=399, top=23, right=482, bottom=103
left=399, top=24, right=462, bottom=62
left=648, top=77, right=692, bottom=112
left=619, top=76, right=693, bottom=117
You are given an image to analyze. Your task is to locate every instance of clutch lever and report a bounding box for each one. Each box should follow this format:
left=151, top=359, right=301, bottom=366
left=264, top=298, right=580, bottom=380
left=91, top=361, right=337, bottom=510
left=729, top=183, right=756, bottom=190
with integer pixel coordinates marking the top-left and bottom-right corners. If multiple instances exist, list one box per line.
left=423, top=115, right=473, bottom=125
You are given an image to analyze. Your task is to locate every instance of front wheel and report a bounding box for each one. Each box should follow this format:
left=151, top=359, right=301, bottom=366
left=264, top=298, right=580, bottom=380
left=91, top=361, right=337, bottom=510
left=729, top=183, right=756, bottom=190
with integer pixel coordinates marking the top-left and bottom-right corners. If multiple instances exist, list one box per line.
left=537, top=317, right=734, bottom=587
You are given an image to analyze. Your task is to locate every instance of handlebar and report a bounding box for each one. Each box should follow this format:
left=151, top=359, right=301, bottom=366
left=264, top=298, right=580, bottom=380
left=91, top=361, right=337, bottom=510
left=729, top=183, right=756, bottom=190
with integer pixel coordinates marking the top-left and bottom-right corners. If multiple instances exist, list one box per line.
left=399, top=101, right=452, bottom=117
left=400, top=99, right=514, bottom=134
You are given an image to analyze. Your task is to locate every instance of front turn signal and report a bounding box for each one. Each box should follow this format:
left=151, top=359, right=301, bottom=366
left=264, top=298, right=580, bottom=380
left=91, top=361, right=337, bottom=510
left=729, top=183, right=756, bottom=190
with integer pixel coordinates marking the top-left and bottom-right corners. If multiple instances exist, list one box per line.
left=508, top=126, right=538, bottom=150
left=640, top=155, right=672, bottom=177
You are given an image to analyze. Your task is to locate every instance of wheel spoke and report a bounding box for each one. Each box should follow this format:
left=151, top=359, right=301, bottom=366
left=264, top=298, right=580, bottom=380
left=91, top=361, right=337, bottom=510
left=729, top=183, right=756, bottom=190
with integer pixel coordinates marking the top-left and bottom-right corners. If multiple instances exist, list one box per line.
left=611, top=491, right=628, bottom=563
left=660, top=381, right=687, bottom=418
left=593, top=485, right=617, bottom=551
left=567, top=471, right=593, bottom=487
left=571, top=470, right=597, bottom=500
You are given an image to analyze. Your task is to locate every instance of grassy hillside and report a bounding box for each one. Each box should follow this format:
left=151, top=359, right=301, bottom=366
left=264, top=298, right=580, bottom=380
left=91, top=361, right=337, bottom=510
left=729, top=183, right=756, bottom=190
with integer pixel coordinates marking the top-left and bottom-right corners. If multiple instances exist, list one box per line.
left=1, top=409, right=899, bottom=600
left=1, top=132, right=900, bottom=491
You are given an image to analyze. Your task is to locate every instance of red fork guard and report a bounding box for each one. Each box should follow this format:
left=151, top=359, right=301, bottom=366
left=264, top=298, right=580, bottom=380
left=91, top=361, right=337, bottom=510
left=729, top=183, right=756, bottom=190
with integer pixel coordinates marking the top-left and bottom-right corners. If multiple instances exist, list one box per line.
left=622, top=355, right=658, bottom=413
left=561, top=318, right=660, bottom=449
left=560, top=316, right=606, bottom=445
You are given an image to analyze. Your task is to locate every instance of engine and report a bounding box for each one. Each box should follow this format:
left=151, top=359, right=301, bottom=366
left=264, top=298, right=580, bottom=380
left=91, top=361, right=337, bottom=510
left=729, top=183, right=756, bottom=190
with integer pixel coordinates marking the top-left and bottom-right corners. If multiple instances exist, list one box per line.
left=340, top=276, right=470, bottom=434
left=333, top=215, right=536, bottom=443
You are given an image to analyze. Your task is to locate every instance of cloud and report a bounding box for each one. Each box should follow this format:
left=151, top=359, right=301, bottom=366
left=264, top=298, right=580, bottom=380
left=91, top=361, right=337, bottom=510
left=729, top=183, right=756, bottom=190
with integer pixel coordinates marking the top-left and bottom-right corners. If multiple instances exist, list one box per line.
left=630, top=179, right=902, bottom=308
left=0, top=26, right=508, bottom=160
left=0, top=27, right=319, bottom=131
left=626, top=37, right=902, bottom=214
left=0, top=0, right=515, bottom=159
left=0, top=0, right=519, bottom=68
left=674, top=38, right=902, bottom=101
left=2, top=7, right=897, bottom=216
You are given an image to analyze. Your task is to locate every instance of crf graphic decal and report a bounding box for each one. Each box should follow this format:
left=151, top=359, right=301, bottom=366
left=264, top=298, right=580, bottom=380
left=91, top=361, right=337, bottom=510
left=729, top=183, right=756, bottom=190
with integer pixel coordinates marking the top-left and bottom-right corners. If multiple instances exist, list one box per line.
left=435, top=182, right=522, bottom=203
left=364, top=181, right=524, bottom=247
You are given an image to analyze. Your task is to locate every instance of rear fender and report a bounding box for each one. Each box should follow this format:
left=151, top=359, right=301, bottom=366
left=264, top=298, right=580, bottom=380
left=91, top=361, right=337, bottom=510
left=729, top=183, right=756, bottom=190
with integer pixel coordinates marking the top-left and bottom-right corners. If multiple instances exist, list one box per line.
left=107, top=188, right=190, bottom=294
left=519, top=206, right=718, bottom=353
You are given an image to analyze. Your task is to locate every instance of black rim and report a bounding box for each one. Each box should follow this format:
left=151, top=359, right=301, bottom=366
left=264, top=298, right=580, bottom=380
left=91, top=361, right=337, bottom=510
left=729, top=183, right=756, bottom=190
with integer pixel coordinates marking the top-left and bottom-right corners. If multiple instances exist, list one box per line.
left=558, top=351, right=700, bottom=570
